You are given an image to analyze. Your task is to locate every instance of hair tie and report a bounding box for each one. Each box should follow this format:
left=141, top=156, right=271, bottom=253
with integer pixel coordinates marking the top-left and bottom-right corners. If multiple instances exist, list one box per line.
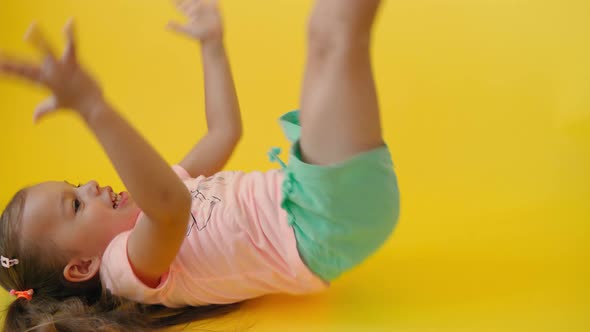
left=10, top=289, right=34, bottom=301
left=1, top=255, right=19, bottom=268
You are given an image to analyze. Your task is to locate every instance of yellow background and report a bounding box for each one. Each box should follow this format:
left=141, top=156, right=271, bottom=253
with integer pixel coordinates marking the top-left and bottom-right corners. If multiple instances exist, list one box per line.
left=1, top=0, right=589, bottom=331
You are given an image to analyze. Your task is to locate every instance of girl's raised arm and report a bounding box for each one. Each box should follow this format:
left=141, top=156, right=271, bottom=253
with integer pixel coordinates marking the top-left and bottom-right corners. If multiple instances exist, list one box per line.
left=0, top=20, right=191, bottom=287
left=169, top=0, right=242, bottom=178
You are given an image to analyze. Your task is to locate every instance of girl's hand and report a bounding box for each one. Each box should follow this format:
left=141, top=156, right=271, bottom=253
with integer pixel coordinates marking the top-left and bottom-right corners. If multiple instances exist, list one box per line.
left=167, top=0, right=223, bottom=44
left=0, top=19, right=104, bottom=123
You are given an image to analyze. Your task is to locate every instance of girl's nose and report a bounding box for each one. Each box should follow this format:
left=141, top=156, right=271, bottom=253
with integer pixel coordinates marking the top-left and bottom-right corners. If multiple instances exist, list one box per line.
left=83, top=180, right=99, bottom=196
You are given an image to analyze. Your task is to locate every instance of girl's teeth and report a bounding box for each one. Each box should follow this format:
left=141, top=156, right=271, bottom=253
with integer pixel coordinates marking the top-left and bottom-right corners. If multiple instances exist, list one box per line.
left=113, top=194, right=121, bottom=209
left=110, top=191, right=120, bottom=209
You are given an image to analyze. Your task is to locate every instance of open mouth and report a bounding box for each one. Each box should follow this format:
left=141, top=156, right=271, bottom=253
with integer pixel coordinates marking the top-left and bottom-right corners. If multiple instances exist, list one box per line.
left=110, top=191, right=121, bottom=209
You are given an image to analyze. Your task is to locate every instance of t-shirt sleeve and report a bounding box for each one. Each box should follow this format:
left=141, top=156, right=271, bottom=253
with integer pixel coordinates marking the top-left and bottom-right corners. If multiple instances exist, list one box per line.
left=100, top=231, right=174, bottom=306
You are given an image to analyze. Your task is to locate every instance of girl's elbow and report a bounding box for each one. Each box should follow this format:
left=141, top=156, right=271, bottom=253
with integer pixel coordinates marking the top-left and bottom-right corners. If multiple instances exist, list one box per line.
left=160, top=184, right=192, bottom=223
left=236, top=121, right=243, bottom=137
left=228, top=125, right=242, bottom=142
left=177, top=189, right=192, bottom=217
left=231, top=126, right=243, bottom=147
left=163, top=191, right=191, bottom=227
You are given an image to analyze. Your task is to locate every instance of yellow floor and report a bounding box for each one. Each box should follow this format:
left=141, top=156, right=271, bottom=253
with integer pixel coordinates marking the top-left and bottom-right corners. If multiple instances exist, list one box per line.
left=1, top=1, right=588, bottom=331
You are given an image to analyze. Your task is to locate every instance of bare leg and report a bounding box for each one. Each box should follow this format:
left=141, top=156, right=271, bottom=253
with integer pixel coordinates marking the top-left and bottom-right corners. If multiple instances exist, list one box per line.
left=299, top=0, right=383, bottom=165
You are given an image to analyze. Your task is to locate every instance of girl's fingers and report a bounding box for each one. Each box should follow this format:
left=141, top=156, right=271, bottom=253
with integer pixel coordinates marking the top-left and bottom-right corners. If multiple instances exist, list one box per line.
left=172, top=0, right=190, bottom=14
left=24, top=22, right=57, bottom=62
left=33, top=96, right=59, bottom=123
left=173, top=0, right=201, bottom=17
left=62, top=18, right=77, bottom=65
left=166, top=21, right=191, bottom=36
left=0, top=58, right=42, bottom=82
left=189, top=1, right=203, bottom=16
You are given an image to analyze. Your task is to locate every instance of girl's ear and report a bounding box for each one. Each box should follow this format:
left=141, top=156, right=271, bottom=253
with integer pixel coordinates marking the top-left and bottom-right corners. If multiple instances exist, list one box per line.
left=63, top=256, right=101, bottom=283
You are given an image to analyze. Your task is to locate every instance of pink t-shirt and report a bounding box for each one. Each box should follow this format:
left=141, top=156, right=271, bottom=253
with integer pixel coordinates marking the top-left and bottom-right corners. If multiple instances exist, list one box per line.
left=100, top=165, right=328, bottom=307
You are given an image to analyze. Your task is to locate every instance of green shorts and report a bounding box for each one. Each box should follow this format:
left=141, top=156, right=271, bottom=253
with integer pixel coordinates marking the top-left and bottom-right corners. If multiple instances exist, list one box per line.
left=268, top=110, right=401, bottom=281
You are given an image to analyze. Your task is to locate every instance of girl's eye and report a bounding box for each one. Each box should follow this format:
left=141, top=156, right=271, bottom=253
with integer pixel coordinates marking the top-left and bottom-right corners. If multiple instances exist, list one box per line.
left=73, top=199, right=81, bottom=213
left=76, top=183, right=81, bottom=188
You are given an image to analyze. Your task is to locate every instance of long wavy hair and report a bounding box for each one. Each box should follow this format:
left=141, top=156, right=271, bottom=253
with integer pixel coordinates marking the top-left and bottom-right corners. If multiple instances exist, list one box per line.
left=0, top=188, right=240, bottom=332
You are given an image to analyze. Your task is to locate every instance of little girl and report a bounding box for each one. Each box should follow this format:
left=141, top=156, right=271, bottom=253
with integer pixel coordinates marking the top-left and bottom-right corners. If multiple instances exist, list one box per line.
left=0, top=0, right=400, bottom=331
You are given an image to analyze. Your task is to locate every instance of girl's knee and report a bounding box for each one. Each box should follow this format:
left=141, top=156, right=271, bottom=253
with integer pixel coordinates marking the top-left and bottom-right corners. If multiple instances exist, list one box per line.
left=307, top=15, right=371, bottom=60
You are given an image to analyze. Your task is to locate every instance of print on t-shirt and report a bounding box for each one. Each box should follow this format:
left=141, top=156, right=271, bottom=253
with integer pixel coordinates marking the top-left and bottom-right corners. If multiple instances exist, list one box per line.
left=186, top=175, right=225, bottom=236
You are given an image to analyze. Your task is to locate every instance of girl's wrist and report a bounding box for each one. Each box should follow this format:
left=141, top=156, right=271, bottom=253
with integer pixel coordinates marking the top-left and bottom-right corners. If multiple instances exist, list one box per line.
left=200, top=37, right=224, bottom=54
left=77, top=94, right=109, bottom=123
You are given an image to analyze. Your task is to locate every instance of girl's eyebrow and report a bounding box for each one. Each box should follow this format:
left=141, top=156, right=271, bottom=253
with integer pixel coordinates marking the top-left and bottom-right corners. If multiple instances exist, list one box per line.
left=62, top=181, right=73, bottom=218
left=60, top=191, right=67, bottom=219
